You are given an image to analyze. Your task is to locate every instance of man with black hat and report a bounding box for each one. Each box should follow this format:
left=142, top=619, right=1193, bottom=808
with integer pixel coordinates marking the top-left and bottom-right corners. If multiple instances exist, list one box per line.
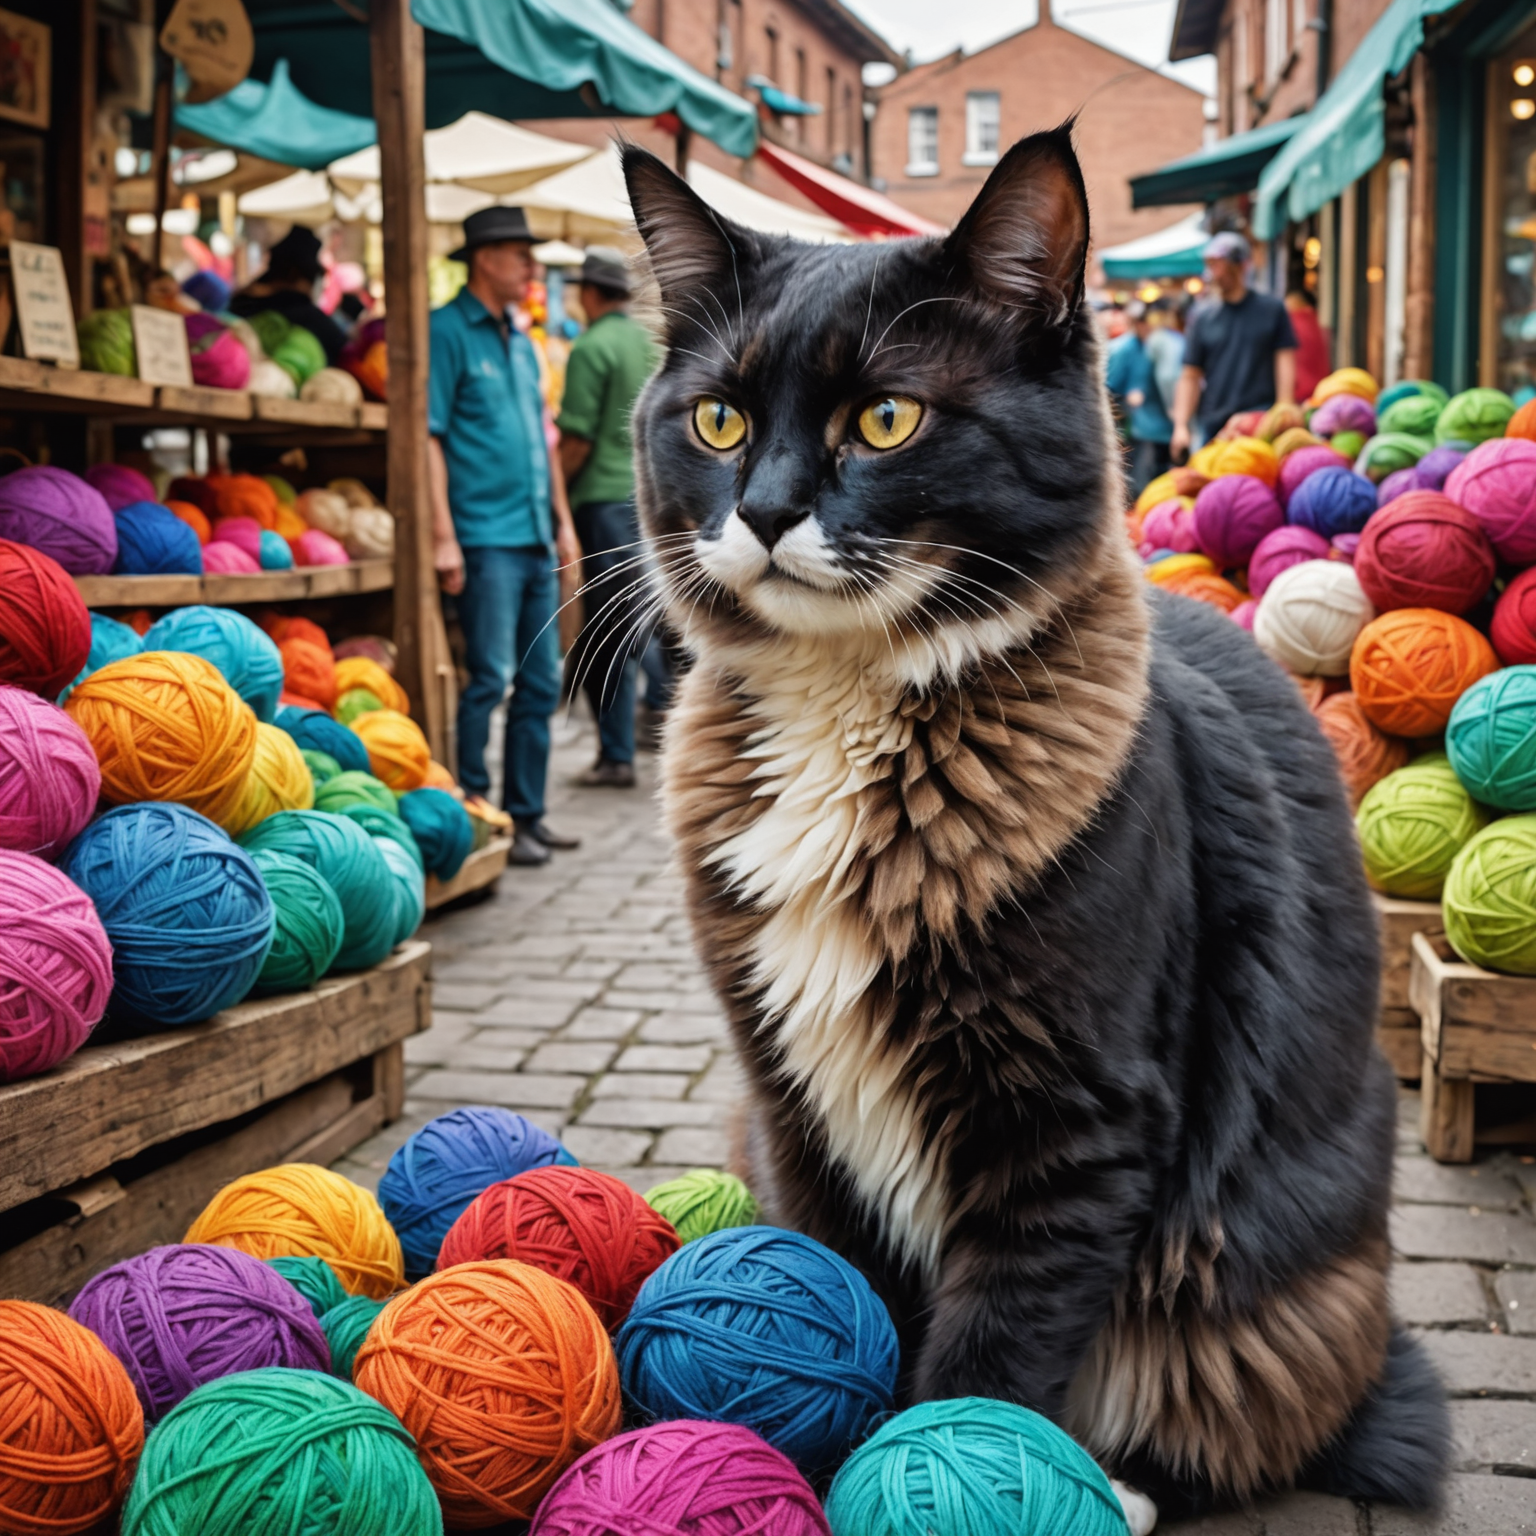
left=230, top=226, right=348, bottom=364
left=429, top=206, right=581, bottom=866
left=558, top=247, right=659, bottom=788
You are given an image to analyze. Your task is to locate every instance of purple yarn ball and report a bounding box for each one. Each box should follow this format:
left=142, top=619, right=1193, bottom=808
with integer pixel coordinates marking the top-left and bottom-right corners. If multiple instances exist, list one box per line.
left=1248, top=525, right=1330, bottom=598
left=1330, top=532, right=1361, bottom=562
left=113, top=500, right=204, bottom=576
left=1377, top=468, right=1419, bottom=508
left=1278, top=445, right=1352, bottom=508
left=68, top=1242, right=330, bottom=1421
left=85, top=463, right=158, bottom=511
left=1139, top=499, right=1199, bottom=553
left=1309, top=395, right=1377, bottom=439
left=1192, top=474, right=1284, bottom=568
left=1413, top=444, right=1469, bottom=493
left=0, top=466, right=117, bottom=575
left=1287, top=467, right=1379, bottom=538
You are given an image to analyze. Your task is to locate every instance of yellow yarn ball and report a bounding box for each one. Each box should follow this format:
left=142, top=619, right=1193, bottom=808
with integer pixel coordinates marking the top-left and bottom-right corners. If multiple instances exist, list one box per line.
left=1273, top=427, right=1326, bottom=459
left=228, top=721, right=316, bottom=835
left=1144, top=553, right=1216, bottom=586
left=333, top=657, right=409, bottom=715
left=1135, top=471, right=1180, bottom=515
left=351, top=709, right=430, bottom=793
left=1312, top=367, right=1379, bottom=406
left=184, top=1162, right=404, bottom=1298
left=1202, top=436, right=1280, bottom=486
left=1187, top=443, right=1225, bottom=477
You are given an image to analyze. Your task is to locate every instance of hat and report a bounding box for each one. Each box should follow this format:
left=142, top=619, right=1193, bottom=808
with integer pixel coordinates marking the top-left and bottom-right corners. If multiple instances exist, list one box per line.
left=578, top=246, right=632, bottom=297
left=266, top=226, right=324, bottom=283
left=449, top=206, right=535, bottom=264
left=1203, top=231, right=1251, bottom=265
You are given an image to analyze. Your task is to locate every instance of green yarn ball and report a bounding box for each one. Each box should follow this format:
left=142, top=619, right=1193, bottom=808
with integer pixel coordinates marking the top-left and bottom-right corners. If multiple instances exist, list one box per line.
left=1356, top=758, right=1490, bottom=899
left=1379, top=394, right=1442, bottom=438
left=266, top=1254, right=349, bottom=1319
left=271, top=325, right=327, bottom=387
left=1330, top=430, right=1366, bottom=462
left=320, top=1294, right=387, bottom=1380
left=121, top=1367, right=441, bottom=1536
left=1436, top=388, right=1516, bottom=445
left=825, top=1397, right=1129, bottom=1536
left=1444, top=816, right=1536, bottom=974
left=313, top=769, right=398, bottom=818
left=377, top=835, right=425, bottom=946
left=335, top=687, right=385, bottom=725
left=645, top=1169, right=760, bottom=1243
left=1356, top=432, right=1432, bottom=483
left=246, top=310, right=293, bottom=356
left=339, top=803, right=424, bottom=870
left=1377, top=379, right=1449, bottom=415
left=302, top=748, right=343, bottom=786
left=78, top=307, right=137, bottom=375
left=248, top=848, right=345, bottom=993
left=1446, top=666, right=1536, bottom=812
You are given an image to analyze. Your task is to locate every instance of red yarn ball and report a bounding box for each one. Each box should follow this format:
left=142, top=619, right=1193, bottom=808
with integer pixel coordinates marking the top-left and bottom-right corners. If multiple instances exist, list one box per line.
left=1492, top=566, right=1536, bottom=665
left=1445, top=437, right=1536, bottom=565
left=1192, top=474, right=1284, bottom=568
left=1354, top=492, right=1497, bottom=616
left=437, top=1165, right=681, bottom=1330
left=0, top=539, right=91, bottom=698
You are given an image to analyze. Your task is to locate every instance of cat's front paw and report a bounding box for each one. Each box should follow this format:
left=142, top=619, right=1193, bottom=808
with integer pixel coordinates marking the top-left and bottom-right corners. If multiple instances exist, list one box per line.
left=1110, top=1479, right=1159, bottom=1535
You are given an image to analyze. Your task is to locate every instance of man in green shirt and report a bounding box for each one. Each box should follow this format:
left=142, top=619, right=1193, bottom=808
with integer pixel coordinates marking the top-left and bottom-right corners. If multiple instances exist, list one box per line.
left=557, top=248, right=659, bottom=787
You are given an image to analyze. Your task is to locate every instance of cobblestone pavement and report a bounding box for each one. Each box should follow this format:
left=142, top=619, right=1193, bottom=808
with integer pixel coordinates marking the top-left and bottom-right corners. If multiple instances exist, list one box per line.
left=338, top=722, right=1536, bottom=1535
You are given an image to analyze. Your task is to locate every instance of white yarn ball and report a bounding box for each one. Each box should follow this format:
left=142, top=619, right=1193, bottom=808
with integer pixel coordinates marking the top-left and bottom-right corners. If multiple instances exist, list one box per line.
left=300, top=367, right=364, bottom=406
left=248, top=358, right=297, bottom=398
left=1253, top=559, right=1375, bottom=676
left=295, top=487, right=353, bottom=541
left=344, top=504, right=395, bottom=558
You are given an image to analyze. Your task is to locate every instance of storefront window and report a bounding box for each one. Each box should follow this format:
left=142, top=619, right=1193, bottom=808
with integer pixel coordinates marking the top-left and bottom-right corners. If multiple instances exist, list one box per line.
left=1489, top=22, right=1536, bottom=400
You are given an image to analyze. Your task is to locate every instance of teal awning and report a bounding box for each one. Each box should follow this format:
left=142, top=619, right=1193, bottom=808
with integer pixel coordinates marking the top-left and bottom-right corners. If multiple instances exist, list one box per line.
left=1100, top=212, right=1208, bottom=281
left=1253, top=0, right=1459, bottom=238
left=1130, top=116, right=1304, bottom=209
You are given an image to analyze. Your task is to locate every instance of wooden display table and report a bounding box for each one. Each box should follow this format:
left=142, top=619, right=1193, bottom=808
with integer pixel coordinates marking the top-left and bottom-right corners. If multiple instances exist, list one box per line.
left=73, top=559, right=394, bottom=611
left=425, top=836, right=512, bottom=911
left=1374, top=893, right=1442, bottom=1078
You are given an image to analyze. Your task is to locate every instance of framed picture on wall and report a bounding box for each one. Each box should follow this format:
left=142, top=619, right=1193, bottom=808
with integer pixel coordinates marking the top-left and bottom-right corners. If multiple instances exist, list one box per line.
left=0, top=10, right=49, bottom=132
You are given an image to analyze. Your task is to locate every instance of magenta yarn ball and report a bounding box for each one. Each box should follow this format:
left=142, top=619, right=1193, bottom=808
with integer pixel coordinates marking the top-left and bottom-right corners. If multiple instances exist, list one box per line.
left=211, top=516, right=264, bottom=562
left=85, top=463, right=158, bottom=511
left=1354, top=490, right=1496, bottom=616
left=1140, top=499, right=1198, bottom=553
left=1310, top=394, right=1377, bottom=438
left=1230, top=599, right=1256, bottom=629
left=0, top=848, right=113, bottom=1081
left=1248, top=525, right=1330, bottom=597
left=0, top=685, right=100, bottom=859
left=295, top=529, right=350, bottom=567
left=1377, top=468, right=1419, bottom=508
left=1278, top=445, right=1352, bottom=508
left=201, top=539, right=261, bottom=574
left=0, top=466, right=118, bottom=575
left=1412, top=444, right=1467, bottom=492
left=185, top=313, right=252, bottom=391
left=1192, top=474, right=1283, bottom=567
left=1445, top=437, right=1536, bottom=566
left=1330, top=532, right=1361, bottom=562
left=530, top=1421, right=831, bottom=1536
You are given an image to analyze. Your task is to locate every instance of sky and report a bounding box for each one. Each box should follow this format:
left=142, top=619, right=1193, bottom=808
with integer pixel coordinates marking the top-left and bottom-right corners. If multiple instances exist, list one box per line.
left=845, top=0, right=1218, bottom=99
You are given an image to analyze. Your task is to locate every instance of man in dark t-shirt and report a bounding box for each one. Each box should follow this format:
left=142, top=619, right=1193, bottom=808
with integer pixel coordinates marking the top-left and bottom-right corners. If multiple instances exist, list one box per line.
left=1170, top=232, right=1297, bottom=456
left=230, top=227, right=348, bottom=365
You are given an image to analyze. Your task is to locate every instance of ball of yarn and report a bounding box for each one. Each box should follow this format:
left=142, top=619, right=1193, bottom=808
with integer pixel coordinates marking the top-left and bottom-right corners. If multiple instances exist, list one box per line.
left=280, top=637, right=337, bottom=710
left=345, top=505, right=396, bottom=559
left=1350, top=608, right=1500, bottom=737
left=329, top=477, right=380, bottom=509
left=78, top=307, right=137, bottom=375
left=0, top=1299, right=143, bottom=1536
left=1230, top=597, right=1256, bottom=629
left=1191, top=474, right=1283, bottom=567
left=645, top=1170, right=761, bottom=1245
left=1437, top=387, right=1516, bottom=445
left=1354, top=492, right=1496, bottom=616
left=247, top=847, right=345, bottom=992
left=1443, top=816, right=1536, bottom=974
left=1278, top=444, right=1352, bottom=507
left=0, top=465, right=118, bottom=574
left=184, top=314, right=251, bottom=390
left=264, top=473, right=297, bottom=505
left=617, top=1226, right=899, bottom=1472
left=349, top=339, right=389, bottom=400
left=69, top=1244, right=329, bottom=1423
left=1142, top=552, right=1215, bottom=586
left=824, top=1397, right=1127, bottom=1536
left=265, top=1253, right=348, bottom=1317
left=311, top=767, right=395, bottom=818
left=1494, top=567, right=1536, bottom=665
left=355, top=1259, right=620, bottom=1524
left=120, top=1367, right=438, bottom=1536
left=0, top=849, right=112, bottom=1080
left=1313, top=367, right=1378, bottom=405
left=1314, top=691, right=1409, bottom=807
left=237, top=808, right=396, bottom=971
left=276, top=705, right=370, bottom=774
left=302, top=747, right=343, bottom=785
left=320, top=1294, right=386, bottom=1380
left=271, top=326, right=327, bottom=387
left=300, top=366, right=364, bottom=405
left=265, top=613, right=332, bottom=651
left=532, top=1420, right=830, bottom=1536
left=213, top=474, right=280, bottom=530
left=66, top=651, right=257, bottom=828
left=1356, top=757, right=1488, bottom=898
left=1330, top=531, right=1361, bottom=562
left=1376, top=467, right=1420, bottom=508
left=143, top=604, right=286, bottom=722
left=352, top=708, right=431, bottom=792
left=294, top=528, right=350, bottom=567
left=1311, top=393, right=1376, bottom=438
left=0, top=687, right=100, bottom=857
left=61, top=803, right=275, bottom=1023
left=210, top=516, right=263, bottom=562
left=113, top=501, right=204, bottom=576
left=1446, top=667, right=1536, bottom=811
left=1158, top=567, right=1245, bottom=612
left=84, top=464, right=157, bottom=511
left=1445, top=437, right=1536, bottom=565
left=377, top=835, right=424, bottom=946
left=1330, top=430, right=1367, bottom=462
left=1273, top=426, right=1325, bottom=459
left=1248, top=525, right=1329, bottom=598
left=1257, top=402, right=1307, bottom=441
left=166, top=476, right=218, bottom=515
left=425, top=758, right=457, bottom=791
left=1410, top=448, right=1467, bottom=497
left=339, top=803, right=422, bottom=870
left=295, top=487, right=353, bottom=541
left=1254, top=560, right=1374, bottom=676
left=398, top=787, right=474, bottom=880
left=164, top=499, right=212, bottom=544
left=1380, top=393, right=1441, bottom=439
left=74, top=610, right=144, bottom=693
left=228, top=721, right=316, bottom=836
left=201, top=538, right=260, bottom=574
left=1288, top=467, right=1379, bottom=537
left=0, top=539, right=91, bottom=697
left=256, top=529, right=293, bottom=571
left=1200, top=436, right=1279, bottom=486
left=1509, top=398, right=1536, bottom=442
left=247, top=310, right=292, bottom=356
left=334, top=686, right=384, bottom=725
left=1378, top=379, right=1449, bottom=415
left=248, top=358, right=298, bottom=398
left=1138, top=498, right=1198, bottom=554
left=183, top=270, right=232, bottom=311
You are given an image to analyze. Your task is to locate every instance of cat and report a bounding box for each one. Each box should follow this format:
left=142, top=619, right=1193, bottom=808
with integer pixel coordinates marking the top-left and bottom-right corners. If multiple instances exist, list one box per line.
left=619, top=128, right=1448, bottom=1520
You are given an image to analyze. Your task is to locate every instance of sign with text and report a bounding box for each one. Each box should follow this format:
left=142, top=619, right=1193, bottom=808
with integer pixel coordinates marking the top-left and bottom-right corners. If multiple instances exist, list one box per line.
left=10, top=242, right=78, bottom=368
left=130, top=305, right=193, bottom=387
left=160, top=0, right=252, bottom=104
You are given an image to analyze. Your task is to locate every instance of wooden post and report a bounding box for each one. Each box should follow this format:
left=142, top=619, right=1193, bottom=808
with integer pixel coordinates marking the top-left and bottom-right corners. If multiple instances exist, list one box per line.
left=370, top=0, right=451, bottom=762
left=57, top=0, right=98, bottom=314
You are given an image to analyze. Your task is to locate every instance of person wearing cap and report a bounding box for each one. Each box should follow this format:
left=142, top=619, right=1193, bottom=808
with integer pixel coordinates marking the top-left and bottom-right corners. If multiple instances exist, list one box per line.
left=230, top=226, right=348, bottom=364
left=429, top=205, right=582, bottom=866
left=1170, top=231, right=1296, bottom=459
left=1105, top=299, right=1175, bottom=495
left=557, top=248, right=660, bottom=788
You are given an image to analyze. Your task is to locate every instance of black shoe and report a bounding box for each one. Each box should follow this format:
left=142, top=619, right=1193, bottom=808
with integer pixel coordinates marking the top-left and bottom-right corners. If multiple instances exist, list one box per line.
left=509, top=826, right=552, bottom=866
left=575, top=757, right=636, bottom=788
left=518, top=818, right=581, bottom=851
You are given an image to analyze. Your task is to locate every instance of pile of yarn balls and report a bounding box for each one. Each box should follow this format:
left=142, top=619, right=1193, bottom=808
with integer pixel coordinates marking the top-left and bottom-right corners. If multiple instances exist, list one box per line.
left=1130, top=372, right=1536, bottom=973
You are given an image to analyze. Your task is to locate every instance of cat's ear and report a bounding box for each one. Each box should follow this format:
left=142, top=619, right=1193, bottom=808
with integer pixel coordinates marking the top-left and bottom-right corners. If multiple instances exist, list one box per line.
left=622, top=144, right=753, bottom=306
left=941, top=124, right=1089, bottom=328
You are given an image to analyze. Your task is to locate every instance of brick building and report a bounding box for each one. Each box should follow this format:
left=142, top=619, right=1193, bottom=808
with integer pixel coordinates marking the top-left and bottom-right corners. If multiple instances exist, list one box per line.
left=869, top=1, right=1208, bottom=251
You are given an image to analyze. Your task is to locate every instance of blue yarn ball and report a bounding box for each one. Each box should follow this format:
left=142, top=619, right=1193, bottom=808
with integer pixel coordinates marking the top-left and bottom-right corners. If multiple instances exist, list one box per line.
left=275, top=706, right=371, bottom=775
left=397, top=788, right=474, bottom=881
left=377, top=835, right=425, bottom=947
left=378, top=1106, right=579, bottom=1280
left=825, top=1397, right=1129, bottom=1536
left=616, top=1226, right=899, bottom=1472
left=112, top=500, right=204, bottom=576
left=60, top=803, right=275, bottom=1024
left=142, top=606, right=286, bottom=722
left=60, top=612, right=144, bottom=701
left=258, top=530, right=295, bottom=571
left=1287, top=467, right=1378, bottom=538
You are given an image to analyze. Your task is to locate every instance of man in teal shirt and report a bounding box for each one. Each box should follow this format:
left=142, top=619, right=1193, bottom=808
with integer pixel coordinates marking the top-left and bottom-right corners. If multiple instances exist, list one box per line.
left=430, top=206, right=580, bottom=866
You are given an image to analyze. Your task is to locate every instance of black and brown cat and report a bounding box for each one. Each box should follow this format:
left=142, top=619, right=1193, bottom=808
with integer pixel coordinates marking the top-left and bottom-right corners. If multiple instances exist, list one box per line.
left=619, top=128, right=1447, bottom=1519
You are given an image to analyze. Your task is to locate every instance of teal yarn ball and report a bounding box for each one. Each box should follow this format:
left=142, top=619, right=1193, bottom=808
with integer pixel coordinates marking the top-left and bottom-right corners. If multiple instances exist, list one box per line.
left=398, top=787, right=474, bottom=880
left=1377, top=379, right=1448, bottom=415
left=248, top=848, right=345, bottom=992
left=276, top=706, right=370, bottom=775
left=237, top=810, right=396, bottom=972
left=616, top=1226, right=899, bottom=1473
left=266, top=1254, right=348, bottom=1318
left=1447, top=666, right=1536, bottom=811
left=377, top=835, right=425, bottom=946
left=258, top=529, right=294, bottom=570
left=313, top=769, right=397, bottom=818
left=143, top=605, right=285, bottom=722
left=302, top=748, right=342, bottom=786
left=320, top=1294, right=387, bottom=1380
left=825, top=1397, right=1129, bottom=1536
left=339, top=803, right=423, bottom=870
left=121, top=1368, right=442, bottom=1536
left=61, top=611, right=143, bottom=699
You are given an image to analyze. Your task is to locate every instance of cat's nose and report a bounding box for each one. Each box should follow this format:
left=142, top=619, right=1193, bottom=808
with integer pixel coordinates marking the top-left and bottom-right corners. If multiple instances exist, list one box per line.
left=736, top=502, right=810, bottom=550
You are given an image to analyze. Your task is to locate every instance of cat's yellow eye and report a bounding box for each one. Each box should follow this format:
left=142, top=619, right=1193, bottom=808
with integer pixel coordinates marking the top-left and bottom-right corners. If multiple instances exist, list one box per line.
left=694, top=397, right=747, bottom=450
left=857, top=396, right=922, bottom=450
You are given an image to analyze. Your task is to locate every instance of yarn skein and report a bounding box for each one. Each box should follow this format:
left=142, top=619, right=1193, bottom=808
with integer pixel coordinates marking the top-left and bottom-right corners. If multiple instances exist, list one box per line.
left=85, top=463, right=158, bottom=511
left=352, top=708, right=431, bottom=793
left=1446, top=667, right=1536, bottom=812
left=0, top=686, right=100, bottom=858
left=1353, top=492, right=1496, bottom=616
left=112, top=501, right=203, bottom=576
left=339, top=803, right=423, bottom=869
left=645, top=1169, right=761, bottom=1244
left=1444, top=437, right=1536, bottom=566
left=227, top=721, right=316, bottom=836
left=334, top=656, right=410, bottom=714
left=280, top=638, right=337, bottom=710
left=143, top=606, right=285, bottom=722
left=247, top=848, right=344, bottom=993
left=1314, top=692, right=1409, bottom=807
left=334, top=686, right=384, bottom=725
left=1247, top=526, right=1330, bottom=599
left=1190, top=474, right=1283, bottom=567
left=200, top=539, right=261, bottom=574
left=0, top=539, right=92, bottom=698
left=1286, top=467, right=1378, bottom=537
left=1253, top=560, right=1374, bottom=676
left=1356, top=757, right=1488, bottom=900
left=303, top=748, right=343, bottom=786
left=0, top=465, right=117, bottom=574
left=1443, top=816, right=1536, bottom=975
left=1493, top=567, right=1536, bottom=666
left=320, top=1294, right=387, bottom=1380
left=63, top=611, right=144, bottom=700
left=377, top=835, right=425, bottom=946
left=1435, top=387, right=1515, bottom=445
left=276, top=705, right=371, bottom=774
left=312, top=769, right=397, bottom=818
left=398, top=787, right=474, bottom=881
left=265, top=1254, right=349, bottom=1318
left=1350, top=609, right=1500, bottom=737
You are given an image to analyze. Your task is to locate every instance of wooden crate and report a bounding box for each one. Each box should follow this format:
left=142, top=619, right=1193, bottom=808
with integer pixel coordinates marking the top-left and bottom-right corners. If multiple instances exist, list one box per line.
left=1374, top=893, right=1442, bottom=1078
left=1408, top=931, right=1536, bottom=1162
left=425, top=835, right=511, bottom=911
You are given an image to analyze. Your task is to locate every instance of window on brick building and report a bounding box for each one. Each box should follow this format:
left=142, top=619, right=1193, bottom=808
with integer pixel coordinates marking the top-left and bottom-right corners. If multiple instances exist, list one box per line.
left=1265, top=0, right=1286, bottom=82
left=964, top=91, right=1000, bottom=165
left=907, top=107, right=939, bottom=176
left=827, top=66, right=837, bottom=152
left=766, top=26, right=779, bottom=85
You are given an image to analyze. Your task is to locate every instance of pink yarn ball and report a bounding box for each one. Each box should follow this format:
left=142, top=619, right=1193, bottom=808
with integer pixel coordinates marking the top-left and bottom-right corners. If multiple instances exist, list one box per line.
left=210, top=516, right=263, bottom=561
left=294, top=529, right=350, bottom=567
left=0, top=466, right=118, bottom=575
left=1309, top=395, right=1376, bottom=438
left=1230, top=599, right=1256, bottom=630
left=1330, top=532, right=1361, bottom=562
left=0, top=686, right=100, bottom=859
left=1140, top=499, right=1199, bottom=553
left=185, top=313, right=252, bottom=391
left=1278, top=445, right=1352, bottom=508
left=85, top=463, right=158, bottom=511
left=1192, top=474, right=1284, bottom=568
left=0, top=849, right=113, bottom=1081
left=201, top=539, right=261, bottom=574
left=1247, top=525, right=1330, bottom=598
left=1445, top=437, right=1536, bottom=566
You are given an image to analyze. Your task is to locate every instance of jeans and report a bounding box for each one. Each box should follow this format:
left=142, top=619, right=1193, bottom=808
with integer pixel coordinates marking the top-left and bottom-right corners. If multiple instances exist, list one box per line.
left=571, top=500, right=642, bottom=765
left=1131, top=438, right=1172, bottom=496
left=456, top=545, right=559, bottom=819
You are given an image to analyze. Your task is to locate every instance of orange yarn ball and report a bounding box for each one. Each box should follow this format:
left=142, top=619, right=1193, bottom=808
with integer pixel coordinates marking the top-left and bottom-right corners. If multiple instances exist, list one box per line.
left=164, top=499, right=212, bottom=544
left=273, top=501, right=308, bottom=542
left=266, top=613, right=332, bottom=653
left=352, top=708, right=430, bottom=792
left=355, top=1260, right=621, bottom=1526
left=1350, top=609, right=1500, bottom=738
left=333, top=656, right=409, bottom=715
left=423, top=759, right=457, bottom=792
left=0, top=1299, right=144, bottom=1536
left=1314, top=691, right=1410, bottom=806
left=1290, top=673, right=1328, bottom=711
left=1508, top=399, right=1536, bottom=443
left=280, top=638, right=337, bottom=710
left=1158, top=568, right=1245, bottom=613
left=213, top=473, right=281, bottom=530
left=65, top=651, right=257, bottom=829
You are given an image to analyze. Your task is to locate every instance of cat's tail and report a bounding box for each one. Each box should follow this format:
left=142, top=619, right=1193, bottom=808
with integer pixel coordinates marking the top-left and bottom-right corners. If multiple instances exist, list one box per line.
left=1298, top=1325, right=1450, bottom=1509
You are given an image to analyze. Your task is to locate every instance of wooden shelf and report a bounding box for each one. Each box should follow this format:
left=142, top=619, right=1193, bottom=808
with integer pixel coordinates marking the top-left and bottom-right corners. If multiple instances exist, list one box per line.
left=425, top=836, right=511, bottom=910
left=1373, top=892, right=1442, bottom=1078
left=74, top=557, right=393, bottom=609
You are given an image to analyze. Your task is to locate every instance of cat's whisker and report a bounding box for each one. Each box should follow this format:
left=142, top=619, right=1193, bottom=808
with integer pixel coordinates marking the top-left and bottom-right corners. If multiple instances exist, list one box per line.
left=857, top=249, right=884, bottom=362
left=863, top=295, right=966, bottom=365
